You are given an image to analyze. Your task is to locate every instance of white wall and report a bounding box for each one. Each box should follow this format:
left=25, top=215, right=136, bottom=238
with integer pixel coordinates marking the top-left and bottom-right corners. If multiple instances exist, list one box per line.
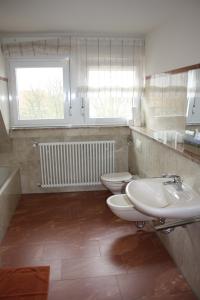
left=145, top=0, right=200, bottom=75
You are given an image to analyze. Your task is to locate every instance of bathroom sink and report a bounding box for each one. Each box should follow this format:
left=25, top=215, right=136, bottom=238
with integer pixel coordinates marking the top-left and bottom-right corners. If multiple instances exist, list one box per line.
left=126, top=178, right=200, bottom=219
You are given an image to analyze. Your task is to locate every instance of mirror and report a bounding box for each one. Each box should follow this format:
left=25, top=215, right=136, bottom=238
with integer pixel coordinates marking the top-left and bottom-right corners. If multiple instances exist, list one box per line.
left=143, top=64, right=200, bottom=162
left=186, top=68, right=200, bottom=124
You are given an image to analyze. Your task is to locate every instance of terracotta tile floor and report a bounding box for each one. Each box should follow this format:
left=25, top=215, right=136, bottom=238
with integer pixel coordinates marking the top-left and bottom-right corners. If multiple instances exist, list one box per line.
left=0, top=191, right=197, bottom=300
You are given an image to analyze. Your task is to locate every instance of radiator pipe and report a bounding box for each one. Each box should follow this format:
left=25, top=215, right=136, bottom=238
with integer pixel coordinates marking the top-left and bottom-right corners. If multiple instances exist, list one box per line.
left=33, top=142, right=39, bottom=147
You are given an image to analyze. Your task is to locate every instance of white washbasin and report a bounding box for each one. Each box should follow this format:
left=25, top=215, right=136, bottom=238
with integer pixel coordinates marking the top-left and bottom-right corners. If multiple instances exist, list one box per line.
left=126, top=178, right=200, bottom=219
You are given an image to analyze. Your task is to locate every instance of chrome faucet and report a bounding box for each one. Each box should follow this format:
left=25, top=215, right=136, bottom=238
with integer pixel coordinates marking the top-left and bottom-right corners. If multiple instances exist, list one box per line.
left=163, top=174, right=183, bottom=191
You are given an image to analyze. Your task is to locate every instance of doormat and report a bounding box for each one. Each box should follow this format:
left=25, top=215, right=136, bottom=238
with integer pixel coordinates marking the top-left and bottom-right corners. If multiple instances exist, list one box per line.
left=0, top=266, right=50, bottom=299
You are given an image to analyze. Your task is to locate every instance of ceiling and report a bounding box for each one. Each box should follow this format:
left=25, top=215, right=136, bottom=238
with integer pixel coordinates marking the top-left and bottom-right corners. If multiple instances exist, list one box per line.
left=0, top=0, right=190, bottom=36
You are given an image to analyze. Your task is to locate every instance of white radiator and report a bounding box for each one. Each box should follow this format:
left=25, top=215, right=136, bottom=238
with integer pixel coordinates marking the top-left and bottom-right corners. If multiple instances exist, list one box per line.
left=38, top=141, right=115, bottom=188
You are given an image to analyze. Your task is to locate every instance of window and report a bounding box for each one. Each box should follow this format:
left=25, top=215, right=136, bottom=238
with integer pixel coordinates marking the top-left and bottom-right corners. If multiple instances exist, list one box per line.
left=10, top=60, right=134, bottom=127
left=87, top=68, right=134, bottom=120
left=6, top=37, right=144, bottom=127
left=16, top=67, right=64, bottom=120
left=9, top=59, right=69, bottom=127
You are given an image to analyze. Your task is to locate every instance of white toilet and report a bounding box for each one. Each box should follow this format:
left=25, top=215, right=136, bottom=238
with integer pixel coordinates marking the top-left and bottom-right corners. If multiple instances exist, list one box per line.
left=106, top=194, right=154, bottom=222
left=101, top=172, right=133, bottom=194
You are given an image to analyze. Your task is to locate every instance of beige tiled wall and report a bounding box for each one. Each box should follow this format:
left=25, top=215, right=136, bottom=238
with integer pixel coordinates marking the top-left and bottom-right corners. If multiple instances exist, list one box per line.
left=0, top=127, right=130, bottom=194
left=129, top=130, right=200, bottom=298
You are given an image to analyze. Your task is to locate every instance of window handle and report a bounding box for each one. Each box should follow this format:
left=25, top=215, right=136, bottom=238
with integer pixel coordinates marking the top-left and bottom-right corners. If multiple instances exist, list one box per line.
left=81, top=97, right=85, bottom=116
left=69, top=105, right=72, bottom=116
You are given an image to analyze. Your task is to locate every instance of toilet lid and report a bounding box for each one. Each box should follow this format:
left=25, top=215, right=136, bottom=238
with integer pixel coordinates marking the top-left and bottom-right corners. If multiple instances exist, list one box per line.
left=101, top=172, right=133, bottom=182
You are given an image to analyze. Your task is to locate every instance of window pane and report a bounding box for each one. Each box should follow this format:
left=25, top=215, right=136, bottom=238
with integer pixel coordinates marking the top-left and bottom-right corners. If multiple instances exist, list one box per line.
left=16, top=67, right=64, bottom=120
left=88, top=69, right=133, bottom=119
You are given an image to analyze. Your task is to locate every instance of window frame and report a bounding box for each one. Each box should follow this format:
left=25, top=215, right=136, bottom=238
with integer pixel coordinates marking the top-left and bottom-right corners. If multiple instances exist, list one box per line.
left=8, top=58, right=70, bottom=127
left=8, top=57, right=132, bottom=128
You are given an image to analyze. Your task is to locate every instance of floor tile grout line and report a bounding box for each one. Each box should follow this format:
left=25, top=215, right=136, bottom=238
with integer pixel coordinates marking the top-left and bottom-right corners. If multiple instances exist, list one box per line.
left=59, top=264, right=128, bottom=281
left=50, top=273, right=124, bottom=282
left=115, top=275, right=124, bottom=300
left=97, top=240, right=102, bottom=256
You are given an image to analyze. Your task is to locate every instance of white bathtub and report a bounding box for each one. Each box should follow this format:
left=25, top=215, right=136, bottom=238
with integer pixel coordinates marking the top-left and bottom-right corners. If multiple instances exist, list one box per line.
left=0, top=167, right=21, bottom=241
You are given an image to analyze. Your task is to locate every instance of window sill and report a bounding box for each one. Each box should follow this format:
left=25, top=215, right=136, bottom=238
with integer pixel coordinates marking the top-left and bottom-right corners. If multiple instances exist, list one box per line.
left=10, top=124, right=129, bottom=131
